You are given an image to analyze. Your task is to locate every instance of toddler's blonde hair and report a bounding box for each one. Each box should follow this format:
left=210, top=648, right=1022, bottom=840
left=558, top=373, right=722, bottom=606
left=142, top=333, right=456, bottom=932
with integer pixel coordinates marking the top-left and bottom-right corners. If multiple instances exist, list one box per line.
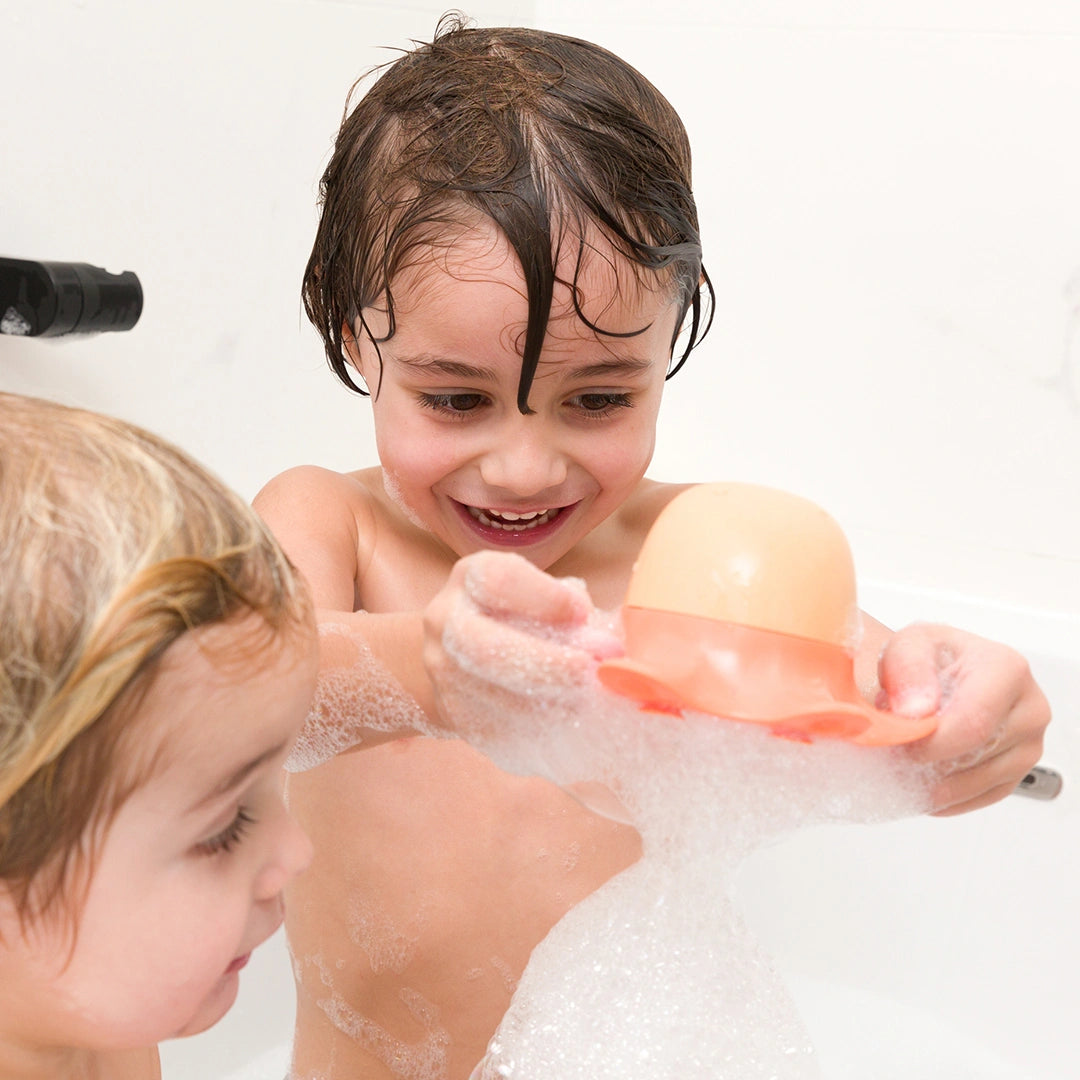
left=0, top=392, right=311, bottom=925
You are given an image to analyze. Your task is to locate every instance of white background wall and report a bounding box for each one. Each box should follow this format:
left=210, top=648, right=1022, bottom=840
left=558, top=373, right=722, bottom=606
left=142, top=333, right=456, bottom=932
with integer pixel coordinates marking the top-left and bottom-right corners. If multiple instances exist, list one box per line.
left=3, top=0, right=1079, bottom=624
left=4, top=7, right=1078, bottom=1078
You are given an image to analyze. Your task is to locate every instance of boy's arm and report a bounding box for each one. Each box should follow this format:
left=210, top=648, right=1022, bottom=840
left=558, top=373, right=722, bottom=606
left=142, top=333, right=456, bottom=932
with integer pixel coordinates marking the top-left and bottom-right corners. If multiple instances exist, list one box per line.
left=253, top=466, right=437, bottom=737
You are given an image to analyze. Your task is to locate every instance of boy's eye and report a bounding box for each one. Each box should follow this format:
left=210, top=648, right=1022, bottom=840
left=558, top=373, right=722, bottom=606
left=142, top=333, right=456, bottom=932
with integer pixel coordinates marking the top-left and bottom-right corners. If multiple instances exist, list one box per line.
left=417, top=392, right=487, bottom=414
left=571, top=392, right=633, bottom=414
left=196, top=807, right=255, bottom=857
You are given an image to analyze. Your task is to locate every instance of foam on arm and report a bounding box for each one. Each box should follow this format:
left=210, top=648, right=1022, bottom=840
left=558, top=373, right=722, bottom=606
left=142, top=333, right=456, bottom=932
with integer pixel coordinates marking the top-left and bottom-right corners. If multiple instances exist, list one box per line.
left=286, top=611, right=443, bottom=772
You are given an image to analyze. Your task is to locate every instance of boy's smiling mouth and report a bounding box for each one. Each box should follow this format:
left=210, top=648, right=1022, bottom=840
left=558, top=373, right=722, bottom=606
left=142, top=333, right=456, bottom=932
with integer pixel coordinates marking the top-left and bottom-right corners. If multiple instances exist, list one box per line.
left=466, top=505, right=560, bottom=531
left=454, top=500, right=575, bottom=546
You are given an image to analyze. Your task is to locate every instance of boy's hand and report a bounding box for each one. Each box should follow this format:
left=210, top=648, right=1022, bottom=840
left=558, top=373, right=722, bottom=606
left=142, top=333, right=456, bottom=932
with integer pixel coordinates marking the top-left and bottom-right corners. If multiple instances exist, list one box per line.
left=877, top=624, right=1051, bottom=815
left=424, top=550, right=639, bottom=820
left=422, top=551, right=621, bottom=740
left=425, top=559, right=1053, bottom=818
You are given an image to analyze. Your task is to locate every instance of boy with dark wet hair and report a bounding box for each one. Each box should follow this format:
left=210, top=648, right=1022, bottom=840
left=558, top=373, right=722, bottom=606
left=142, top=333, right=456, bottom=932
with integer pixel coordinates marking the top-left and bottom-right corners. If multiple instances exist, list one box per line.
left=257, top=17, right=1049, bottom=1078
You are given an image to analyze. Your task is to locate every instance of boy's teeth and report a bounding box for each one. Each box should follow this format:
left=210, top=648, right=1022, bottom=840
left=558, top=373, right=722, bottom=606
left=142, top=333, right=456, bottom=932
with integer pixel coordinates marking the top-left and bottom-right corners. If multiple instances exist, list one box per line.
left=468, top=506, right=557, bottom=531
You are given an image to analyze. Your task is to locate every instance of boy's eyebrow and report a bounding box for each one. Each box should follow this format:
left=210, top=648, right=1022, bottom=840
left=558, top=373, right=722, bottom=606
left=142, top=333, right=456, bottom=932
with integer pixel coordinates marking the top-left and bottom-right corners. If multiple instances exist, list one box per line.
left=393, top=355, right=498, bottom=381
left=566, top=357, right=655, bottom=380
left=393, top=354, right=656, bottom=381
left=190, top=741, right=288, bottom=811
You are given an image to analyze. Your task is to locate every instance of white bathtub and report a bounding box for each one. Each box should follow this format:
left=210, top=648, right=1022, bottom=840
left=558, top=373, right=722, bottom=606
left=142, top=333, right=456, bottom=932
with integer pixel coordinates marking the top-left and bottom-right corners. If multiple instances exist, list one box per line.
left=159, top=583, right=1079, bottom=1080
left=739, top=581, right=1079, bottom=1080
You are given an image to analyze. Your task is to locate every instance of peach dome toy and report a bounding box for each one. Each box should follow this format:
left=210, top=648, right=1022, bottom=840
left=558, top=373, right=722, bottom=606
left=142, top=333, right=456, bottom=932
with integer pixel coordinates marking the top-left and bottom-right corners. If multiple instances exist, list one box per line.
left=596, top=483, right=938, bottom=746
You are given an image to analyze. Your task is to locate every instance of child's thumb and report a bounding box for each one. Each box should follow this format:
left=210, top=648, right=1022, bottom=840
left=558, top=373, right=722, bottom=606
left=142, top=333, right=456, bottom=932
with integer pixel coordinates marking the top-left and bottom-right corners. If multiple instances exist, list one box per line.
left=876, top=624, right=946, bottom=718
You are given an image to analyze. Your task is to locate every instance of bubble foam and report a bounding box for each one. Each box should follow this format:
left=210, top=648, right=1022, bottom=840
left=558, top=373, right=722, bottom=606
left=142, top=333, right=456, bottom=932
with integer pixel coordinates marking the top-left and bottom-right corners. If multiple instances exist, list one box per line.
left=443, top=610, right=933, bottom=1080
left=297, top=952, right=450, bottom=1080
left=286, top=622, right=439, bottom=772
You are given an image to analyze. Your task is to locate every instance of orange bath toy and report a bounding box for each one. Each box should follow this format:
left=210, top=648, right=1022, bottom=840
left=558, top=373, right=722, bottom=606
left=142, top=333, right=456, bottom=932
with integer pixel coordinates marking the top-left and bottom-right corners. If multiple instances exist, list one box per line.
left=597, top=483, right=938, bottom=746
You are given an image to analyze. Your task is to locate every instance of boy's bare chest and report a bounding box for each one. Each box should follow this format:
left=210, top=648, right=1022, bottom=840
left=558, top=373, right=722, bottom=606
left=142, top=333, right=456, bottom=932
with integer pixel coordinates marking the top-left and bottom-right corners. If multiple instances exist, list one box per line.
left=356, top=537, right=458, bottom=613
left=350, top=475, right=684, bottom=615
left=355, top=542, right=634, bottom=615
left=353, top=513, right=640, bottom=615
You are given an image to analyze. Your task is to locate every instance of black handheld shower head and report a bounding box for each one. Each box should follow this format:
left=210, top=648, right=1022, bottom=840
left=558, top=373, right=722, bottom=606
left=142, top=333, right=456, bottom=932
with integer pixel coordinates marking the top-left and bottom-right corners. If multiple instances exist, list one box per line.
left=0, top=257, right=142, bottom=337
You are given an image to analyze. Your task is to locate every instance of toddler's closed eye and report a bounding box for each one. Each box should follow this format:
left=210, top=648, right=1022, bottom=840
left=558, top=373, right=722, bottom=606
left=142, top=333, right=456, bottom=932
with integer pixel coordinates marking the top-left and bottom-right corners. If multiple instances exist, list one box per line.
left=196, top=807, right=256, bottom=857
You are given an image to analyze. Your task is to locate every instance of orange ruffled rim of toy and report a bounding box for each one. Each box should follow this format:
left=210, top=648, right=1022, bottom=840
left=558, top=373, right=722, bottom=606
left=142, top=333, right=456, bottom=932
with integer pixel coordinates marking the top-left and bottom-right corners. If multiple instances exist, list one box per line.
left=596, top=607, right=938, bottom=747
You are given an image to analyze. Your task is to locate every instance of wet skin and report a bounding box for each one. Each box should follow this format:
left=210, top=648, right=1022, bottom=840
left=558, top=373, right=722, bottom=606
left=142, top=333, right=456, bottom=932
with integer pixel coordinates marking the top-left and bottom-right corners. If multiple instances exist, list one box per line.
left=266, top=225, right=682, bottom=1079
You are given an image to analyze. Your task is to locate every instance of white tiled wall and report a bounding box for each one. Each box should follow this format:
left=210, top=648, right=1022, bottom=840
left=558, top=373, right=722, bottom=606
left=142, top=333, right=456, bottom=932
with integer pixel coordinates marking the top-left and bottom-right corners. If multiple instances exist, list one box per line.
left=3, top=0, right=1078, bottom=622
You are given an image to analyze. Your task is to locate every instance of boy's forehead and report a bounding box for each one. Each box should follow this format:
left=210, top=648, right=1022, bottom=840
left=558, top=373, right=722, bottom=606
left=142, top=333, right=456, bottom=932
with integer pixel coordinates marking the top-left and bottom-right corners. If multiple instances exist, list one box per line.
left=386, top=221, right=677, bottom=330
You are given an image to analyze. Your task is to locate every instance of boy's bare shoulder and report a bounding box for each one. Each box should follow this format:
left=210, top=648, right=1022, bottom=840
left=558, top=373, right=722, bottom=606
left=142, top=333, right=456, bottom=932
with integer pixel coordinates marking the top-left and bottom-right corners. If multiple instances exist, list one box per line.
left=254, top=464, right=381, bottom=530
left=557, top=480, right=695, bottom=603
left=618, top=479, right=697, bottom=533
left=252, top=466, right=388, bottom=606
left=254, top=462, right=377, bottom=500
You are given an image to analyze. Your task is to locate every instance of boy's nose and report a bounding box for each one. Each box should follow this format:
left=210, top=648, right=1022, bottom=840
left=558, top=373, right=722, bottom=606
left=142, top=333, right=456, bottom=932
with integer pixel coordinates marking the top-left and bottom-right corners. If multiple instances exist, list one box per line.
left=478, top=420, right=568, bottom=497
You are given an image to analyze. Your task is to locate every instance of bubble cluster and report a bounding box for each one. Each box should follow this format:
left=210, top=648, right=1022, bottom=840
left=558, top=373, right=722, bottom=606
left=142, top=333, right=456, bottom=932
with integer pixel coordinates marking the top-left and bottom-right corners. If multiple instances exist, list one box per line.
left=448, top=615, right=933, bottom=1080
left=346, top=893, right=423, bottom=975
left=286, top=622, right=440, bottom=772
left=285, top=567, right=935, bottom=1079
left=296, top=952, right=450, bottom=1080
left=382, top=468, right=430, bottom=531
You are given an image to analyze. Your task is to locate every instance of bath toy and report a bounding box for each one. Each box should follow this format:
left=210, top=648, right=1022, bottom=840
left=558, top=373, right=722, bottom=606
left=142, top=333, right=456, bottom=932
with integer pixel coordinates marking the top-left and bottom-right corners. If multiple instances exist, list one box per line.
left=597, top=482, right=939, bottom=745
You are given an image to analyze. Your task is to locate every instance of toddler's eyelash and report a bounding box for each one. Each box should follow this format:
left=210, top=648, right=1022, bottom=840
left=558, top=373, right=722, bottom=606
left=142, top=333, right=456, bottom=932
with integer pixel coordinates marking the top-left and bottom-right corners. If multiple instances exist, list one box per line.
left=197, top=807, right=255, bottom=857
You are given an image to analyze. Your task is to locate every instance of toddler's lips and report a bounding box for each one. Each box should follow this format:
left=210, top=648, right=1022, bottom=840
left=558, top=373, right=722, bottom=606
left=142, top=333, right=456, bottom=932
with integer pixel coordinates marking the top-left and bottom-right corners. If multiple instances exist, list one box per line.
left=225, top=952, right=250, bottom=975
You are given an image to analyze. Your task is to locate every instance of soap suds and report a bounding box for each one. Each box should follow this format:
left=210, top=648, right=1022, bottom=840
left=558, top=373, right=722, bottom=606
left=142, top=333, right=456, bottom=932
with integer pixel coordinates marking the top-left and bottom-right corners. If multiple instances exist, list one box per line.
left=286, top=622, right=440, bottom=772
left=437, top=577, right=933, bottom=1080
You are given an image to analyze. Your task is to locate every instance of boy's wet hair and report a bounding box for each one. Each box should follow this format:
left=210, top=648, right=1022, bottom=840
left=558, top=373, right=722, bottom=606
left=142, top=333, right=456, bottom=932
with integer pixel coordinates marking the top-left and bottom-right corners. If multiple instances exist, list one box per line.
left=304, top=14, right=713, bottom=413
left=0, top=393, right=312, bottom=928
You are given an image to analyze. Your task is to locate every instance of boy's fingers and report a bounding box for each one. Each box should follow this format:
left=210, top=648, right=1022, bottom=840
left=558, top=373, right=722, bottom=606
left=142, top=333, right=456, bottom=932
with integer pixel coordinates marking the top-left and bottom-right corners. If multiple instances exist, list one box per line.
left=878, top=624, right=1049, bottom=814
left=876, top=623, right=945, bottom=720
left=887, top=625, right=1040, bottom=762
left=929, top=764, right=1035, bottom=817
left=460, top=551, right=592, bottom=626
